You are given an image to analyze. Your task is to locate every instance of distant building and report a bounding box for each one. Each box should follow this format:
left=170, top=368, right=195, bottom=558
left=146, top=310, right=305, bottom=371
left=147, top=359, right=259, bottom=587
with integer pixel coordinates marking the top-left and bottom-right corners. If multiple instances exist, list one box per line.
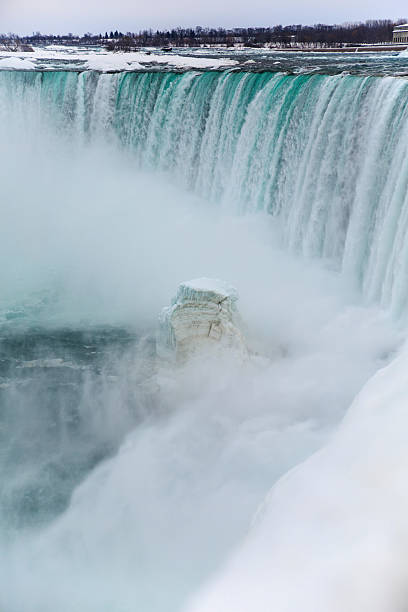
left=393, top=24, right=408, bottom=43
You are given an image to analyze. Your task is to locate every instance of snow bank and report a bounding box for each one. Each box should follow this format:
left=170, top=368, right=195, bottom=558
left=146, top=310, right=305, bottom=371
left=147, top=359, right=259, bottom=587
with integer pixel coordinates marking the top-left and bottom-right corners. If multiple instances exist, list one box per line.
left=84, top=51, right=237, bottom=71
left=0, top=56, right=36, bottom=70
left=85, top=54, right=143, bottom=71
left=152, top=54, right=238, bottom=69
left=0, top=46, right=238, bottom=72
left=186, top=344, right=408, bottom=612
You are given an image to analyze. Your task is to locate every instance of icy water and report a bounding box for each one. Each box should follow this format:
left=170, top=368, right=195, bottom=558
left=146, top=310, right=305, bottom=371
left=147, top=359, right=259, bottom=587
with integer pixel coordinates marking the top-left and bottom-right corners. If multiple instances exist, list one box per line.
left=2, top=44, right=408, bottom=75
left=0, top=326, right=143, bottom=530
left=177, top=47, right=408, bottom=76
left=1, top=53, right=408, bottom=611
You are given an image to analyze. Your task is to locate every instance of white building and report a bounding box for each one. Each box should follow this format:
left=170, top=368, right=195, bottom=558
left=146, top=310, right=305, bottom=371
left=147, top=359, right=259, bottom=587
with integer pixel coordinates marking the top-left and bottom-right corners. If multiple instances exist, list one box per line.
left=393, top=23, right=408, bottom=43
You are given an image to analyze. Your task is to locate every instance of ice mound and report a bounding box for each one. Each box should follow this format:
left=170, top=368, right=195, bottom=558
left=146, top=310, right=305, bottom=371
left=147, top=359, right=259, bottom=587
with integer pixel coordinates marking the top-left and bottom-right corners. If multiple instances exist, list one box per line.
left=186, top=346, right=408, bottom=612
left=158, top=278, right=247, bottom=362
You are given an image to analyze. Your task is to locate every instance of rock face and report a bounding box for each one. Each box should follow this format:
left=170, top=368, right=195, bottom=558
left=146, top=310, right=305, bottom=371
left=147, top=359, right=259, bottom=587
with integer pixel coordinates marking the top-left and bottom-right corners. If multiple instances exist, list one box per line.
left=158, top=278, right=247, bottom=362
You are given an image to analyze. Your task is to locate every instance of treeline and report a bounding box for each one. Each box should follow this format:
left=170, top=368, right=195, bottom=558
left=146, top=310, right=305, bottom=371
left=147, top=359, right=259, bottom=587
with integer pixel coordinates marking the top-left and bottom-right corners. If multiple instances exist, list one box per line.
left=1, top=19, right=407, bottom=49
left=128, top=20, right=405, bottom=46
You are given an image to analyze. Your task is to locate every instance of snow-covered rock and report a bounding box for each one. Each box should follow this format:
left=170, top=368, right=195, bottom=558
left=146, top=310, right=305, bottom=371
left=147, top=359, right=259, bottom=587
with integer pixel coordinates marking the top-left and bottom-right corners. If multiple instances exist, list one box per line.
left=158, top=278, right=247, bottom=362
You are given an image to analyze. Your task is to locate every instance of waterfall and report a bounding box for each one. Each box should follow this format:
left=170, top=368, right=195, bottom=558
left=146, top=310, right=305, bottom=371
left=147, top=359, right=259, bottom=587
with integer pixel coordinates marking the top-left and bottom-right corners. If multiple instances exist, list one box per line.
left=1, top=66, right=406, bottom=612
left=1, top=69, right=408, bottom=315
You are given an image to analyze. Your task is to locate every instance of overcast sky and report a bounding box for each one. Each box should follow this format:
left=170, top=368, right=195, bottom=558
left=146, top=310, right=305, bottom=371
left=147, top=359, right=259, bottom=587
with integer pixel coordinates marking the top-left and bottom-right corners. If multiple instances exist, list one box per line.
left=1, top=0, right=407, bottom=35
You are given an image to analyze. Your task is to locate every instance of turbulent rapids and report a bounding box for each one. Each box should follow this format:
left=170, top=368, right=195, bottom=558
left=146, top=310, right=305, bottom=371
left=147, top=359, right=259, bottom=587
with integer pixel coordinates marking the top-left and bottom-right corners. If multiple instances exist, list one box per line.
left=1, top=63, right=408, bottom=612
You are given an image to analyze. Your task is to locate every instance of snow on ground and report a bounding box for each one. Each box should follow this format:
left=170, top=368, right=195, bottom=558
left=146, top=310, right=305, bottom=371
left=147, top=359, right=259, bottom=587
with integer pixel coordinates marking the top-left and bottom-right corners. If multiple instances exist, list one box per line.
left=186, top=342, right=408, bottom=612
left=0, top=45, right=406, bottom=75
left=0, top=56, right=36, bottom=70
left=84, top=53, right=144, bottom=71
left=0, top=46, right=238, bottom=72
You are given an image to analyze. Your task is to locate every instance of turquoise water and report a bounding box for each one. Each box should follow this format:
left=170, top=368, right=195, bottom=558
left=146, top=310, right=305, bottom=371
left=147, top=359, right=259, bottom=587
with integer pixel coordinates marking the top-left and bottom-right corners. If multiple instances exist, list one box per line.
left=1, top=69, right=408, bottom=313
left=0, top=66, right=406, bottom=611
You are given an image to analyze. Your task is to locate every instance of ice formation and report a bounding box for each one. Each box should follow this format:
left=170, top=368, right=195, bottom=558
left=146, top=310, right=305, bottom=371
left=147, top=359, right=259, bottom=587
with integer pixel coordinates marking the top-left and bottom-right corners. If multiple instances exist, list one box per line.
left=186, top=344, right=408, bottom=612
left=158, top=278, right=247, bottom=362
left=0, top=46, right=238, bottom=72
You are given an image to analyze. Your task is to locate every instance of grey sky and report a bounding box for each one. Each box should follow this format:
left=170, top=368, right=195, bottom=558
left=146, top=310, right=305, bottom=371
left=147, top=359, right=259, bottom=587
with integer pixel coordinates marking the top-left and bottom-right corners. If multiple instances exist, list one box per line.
left=1, top=0, right=407, bottom=35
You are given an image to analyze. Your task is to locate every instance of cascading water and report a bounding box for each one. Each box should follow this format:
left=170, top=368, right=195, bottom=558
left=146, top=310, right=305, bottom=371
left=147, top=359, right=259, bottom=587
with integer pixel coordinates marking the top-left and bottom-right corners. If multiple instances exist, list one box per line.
left=0, top=64, right=407, bottom=612
left=1, top=69, right=408, bottom=313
